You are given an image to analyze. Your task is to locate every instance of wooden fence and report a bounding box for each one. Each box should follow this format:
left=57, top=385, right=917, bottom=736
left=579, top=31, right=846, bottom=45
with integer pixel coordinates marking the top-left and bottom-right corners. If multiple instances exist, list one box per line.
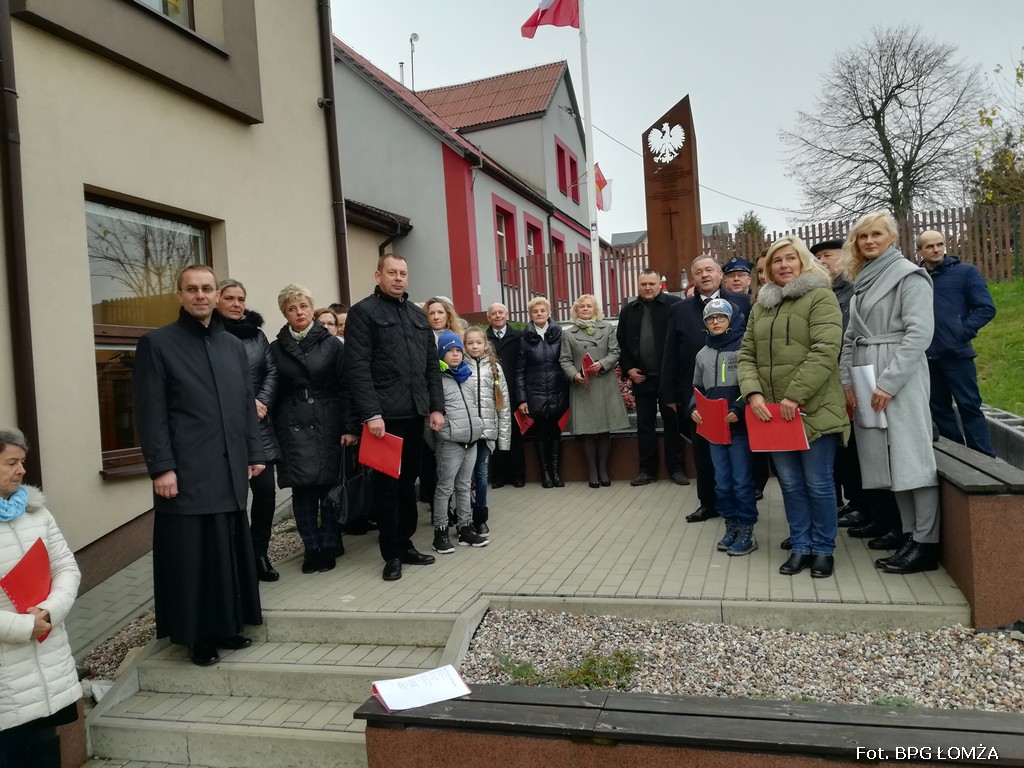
left=499, top=204, right=1023, bottom=323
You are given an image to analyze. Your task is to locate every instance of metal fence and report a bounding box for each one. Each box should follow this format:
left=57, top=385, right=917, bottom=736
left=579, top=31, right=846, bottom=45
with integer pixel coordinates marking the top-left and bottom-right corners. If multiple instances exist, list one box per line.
left=499, top=204, right=1023, bottom=323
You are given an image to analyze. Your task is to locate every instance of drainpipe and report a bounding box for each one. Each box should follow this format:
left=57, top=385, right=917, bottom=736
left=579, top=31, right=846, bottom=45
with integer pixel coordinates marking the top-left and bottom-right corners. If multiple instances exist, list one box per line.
left=377, top=212, right=407, bottom=258
left=0, top=2, right=42, bottom=485
left=317, top=0, right=350, bottom=305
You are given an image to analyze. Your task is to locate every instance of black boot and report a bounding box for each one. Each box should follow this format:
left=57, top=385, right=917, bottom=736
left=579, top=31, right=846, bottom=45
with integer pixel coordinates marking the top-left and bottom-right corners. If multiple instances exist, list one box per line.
left=882, top=541, right=939, bottom=574
left=550, top=439, right=565, bottom=488
left=535, top=442, right=554, bottom=488
left=301, top=549, right=319, bottom=574
left=874, top=534, right=914, bottom=569
left=255, top=555, right=280, bottom=582
left=473, top=506, right=489, bottom=537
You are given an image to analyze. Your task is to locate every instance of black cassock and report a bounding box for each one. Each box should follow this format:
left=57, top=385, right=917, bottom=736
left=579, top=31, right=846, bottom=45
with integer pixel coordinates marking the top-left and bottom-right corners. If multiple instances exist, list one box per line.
left=134, top=309, right=266, bottom=644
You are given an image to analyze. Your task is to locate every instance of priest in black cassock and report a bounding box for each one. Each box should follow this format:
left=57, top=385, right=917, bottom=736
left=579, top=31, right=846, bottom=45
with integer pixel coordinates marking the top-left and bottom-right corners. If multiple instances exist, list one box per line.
left=134, top=264, right=266, bottom=667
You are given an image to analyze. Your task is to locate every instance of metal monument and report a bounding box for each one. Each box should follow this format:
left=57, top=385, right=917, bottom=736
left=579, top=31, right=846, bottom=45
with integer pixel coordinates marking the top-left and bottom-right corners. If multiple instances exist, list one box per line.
left=643, top=95, right=702, bottom=291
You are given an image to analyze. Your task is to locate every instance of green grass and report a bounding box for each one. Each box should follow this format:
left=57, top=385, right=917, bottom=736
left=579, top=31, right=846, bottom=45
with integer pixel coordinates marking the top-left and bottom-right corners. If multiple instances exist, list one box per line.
left=871, top=696, right=917, bottom=708
left=975, top=279, right=1024, bottom=415
left=495, top=650, right=640, bottom=690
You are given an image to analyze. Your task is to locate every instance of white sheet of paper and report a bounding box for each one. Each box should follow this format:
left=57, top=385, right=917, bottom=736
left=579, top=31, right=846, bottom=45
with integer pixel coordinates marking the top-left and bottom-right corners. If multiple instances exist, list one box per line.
left=371, top=664, right=471, bottom=712
left=852, top=364, right=888, bottom=429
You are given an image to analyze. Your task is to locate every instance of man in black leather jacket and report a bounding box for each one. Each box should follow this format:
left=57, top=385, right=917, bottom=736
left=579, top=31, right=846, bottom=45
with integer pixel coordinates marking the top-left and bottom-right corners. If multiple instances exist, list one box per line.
left=345, top=254, right=445, bottom=581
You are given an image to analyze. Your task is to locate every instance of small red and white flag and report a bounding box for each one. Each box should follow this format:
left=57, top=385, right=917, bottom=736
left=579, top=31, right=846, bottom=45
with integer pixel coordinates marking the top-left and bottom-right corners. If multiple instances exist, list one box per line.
left=521, top=0, right=580, bottom=39
left=595, top=163, right=612, bottom=211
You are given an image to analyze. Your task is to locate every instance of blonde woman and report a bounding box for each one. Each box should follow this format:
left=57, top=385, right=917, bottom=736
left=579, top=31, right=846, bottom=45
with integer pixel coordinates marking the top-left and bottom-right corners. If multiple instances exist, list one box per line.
left=839, top=212, right=939, bottom=575
left=514, top=296, right=569, bottom=488
left=737, top=237, right=848, bottom=579
left=560, top=294, right=628, bottom=487
left=270, top=285, right=346, bottom=575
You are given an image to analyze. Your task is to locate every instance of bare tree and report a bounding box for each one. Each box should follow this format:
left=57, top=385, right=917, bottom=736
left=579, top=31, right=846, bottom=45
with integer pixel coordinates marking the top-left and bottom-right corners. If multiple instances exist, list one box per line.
left=781, top=25, right=987, bottom=221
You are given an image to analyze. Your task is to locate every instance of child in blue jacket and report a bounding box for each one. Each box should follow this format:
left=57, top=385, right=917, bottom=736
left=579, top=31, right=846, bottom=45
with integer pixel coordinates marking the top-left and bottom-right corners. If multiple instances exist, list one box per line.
left=689, top=299, right=758, bottom=555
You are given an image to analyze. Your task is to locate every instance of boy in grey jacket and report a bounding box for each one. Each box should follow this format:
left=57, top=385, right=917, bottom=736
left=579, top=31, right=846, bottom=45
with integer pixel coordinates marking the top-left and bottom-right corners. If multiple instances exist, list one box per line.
left=689, top=299, right=758, bottom=556
left=431, top=331, right=489, bottom=553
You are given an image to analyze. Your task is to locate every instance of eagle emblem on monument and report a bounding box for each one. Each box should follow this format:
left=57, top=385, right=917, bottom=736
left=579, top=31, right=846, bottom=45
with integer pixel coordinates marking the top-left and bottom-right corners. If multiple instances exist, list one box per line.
left=647, top=122, right=686, bottom=164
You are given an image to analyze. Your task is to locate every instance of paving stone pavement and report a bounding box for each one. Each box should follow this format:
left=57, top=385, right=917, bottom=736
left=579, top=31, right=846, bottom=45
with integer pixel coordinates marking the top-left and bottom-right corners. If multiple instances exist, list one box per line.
left=69, top=477, right=969, bottom=663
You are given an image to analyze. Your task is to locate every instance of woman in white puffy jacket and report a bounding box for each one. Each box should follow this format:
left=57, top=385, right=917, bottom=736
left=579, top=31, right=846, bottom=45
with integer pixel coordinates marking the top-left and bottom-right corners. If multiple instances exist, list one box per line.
left=0, top=428, right=82, bottom=767
left=464, top=327, right=511, bottom=536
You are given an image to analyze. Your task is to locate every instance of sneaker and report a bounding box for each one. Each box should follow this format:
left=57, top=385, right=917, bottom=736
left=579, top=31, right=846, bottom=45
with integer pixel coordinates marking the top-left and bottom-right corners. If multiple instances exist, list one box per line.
left=432, top=527, right=455, bottom=554
left=716, top=522, right=739, bottom=552
left=458, top=526, right=489, bottom=547
left=727, top=525, right=758, bottom=556
left=475, top=521, right=490, bottom=537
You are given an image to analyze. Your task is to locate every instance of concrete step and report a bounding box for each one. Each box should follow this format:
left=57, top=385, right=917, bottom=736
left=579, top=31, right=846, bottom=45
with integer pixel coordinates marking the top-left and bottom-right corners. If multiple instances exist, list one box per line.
left=258, top=610, right=458, bottom=646
left=90, top=693, right=366, bottom=768
left=137, top=642, right=444, bottom=701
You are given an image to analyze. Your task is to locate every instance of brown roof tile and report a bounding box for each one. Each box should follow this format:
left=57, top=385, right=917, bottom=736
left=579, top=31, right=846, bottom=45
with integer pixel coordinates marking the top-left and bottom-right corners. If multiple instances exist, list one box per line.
left=418, top=61, right=567, bottom=131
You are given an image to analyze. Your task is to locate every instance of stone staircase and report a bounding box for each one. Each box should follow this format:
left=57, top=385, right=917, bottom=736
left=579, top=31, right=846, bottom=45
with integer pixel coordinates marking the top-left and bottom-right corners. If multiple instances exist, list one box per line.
left=87, top=611, right=457, bottom=768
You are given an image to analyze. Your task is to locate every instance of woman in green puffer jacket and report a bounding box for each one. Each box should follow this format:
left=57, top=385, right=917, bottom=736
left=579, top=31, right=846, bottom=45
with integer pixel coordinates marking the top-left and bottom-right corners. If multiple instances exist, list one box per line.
left=737, top=236, right=849, bottom=580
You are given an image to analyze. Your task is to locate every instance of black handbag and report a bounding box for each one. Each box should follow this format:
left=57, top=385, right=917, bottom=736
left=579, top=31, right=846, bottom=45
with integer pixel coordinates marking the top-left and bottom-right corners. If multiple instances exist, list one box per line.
left=325, top=448, right=374, bottom=531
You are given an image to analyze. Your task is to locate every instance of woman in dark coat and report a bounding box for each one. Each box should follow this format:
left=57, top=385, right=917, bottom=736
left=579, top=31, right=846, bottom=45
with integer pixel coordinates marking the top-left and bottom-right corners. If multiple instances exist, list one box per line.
left=271, top=284, right=346, bottom=575
left=217, top=279, right=282, bottom=582
left=515, top=296, right=569, bottom=488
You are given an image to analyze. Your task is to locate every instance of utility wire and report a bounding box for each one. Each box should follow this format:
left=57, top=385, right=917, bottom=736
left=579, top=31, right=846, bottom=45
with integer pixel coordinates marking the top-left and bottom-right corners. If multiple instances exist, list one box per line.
left=591, top=123, right=799, bottom=214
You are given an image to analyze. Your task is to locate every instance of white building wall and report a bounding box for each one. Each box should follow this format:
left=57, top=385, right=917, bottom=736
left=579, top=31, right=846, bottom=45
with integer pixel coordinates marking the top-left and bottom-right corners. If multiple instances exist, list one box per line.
left=11, top=3, right=335, bottom=550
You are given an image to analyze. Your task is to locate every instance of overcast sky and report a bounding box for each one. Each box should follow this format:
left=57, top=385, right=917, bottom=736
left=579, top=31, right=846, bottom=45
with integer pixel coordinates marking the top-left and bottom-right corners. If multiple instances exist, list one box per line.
left=331, top=1, right=1023, bottom=238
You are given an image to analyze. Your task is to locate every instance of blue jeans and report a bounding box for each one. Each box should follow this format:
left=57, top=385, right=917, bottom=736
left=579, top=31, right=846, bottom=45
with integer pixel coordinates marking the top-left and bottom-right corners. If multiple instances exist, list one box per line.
left=928, top=358, right=994, bottom=456
left=472, top=442, right=492, bottom=510
left=771, top=434, right=839, bottom=556
left=709, top=435, right=757, bottom=525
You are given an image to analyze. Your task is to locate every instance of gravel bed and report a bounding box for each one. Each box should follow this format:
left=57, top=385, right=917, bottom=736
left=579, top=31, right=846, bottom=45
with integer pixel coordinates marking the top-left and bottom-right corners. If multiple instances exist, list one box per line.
left=460, top=609, right=1024, bottom=712
left=80, top=516, right=303, bottom=681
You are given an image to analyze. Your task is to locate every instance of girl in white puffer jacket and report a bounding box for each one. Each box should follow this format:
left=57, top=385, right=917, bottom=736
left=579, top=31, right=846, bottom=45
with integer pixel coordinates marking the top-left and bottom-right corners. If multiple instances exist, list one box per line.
left=464, top=327, right=511, bottom=536
left=0, top=427, right=82, bottom=766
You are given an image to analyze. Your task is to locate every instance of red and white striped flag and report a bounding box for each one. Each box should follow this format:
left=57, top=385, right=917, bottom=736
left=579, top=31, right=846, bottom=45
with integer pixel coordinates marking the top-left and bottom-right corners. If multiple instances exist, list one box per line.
left=521, top=0, right=580, bottom=39
left=595, top=163, right=611, bottom=211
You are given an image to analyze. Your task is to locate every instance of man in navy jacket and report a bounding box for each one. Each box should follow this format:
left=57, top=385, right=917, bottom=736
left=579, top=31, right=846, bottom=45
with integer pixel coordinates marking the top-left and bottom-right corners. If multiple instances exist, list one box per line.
left=917, top=231, right=996, bottom=456
left=662, top=256, right=750, bottom=521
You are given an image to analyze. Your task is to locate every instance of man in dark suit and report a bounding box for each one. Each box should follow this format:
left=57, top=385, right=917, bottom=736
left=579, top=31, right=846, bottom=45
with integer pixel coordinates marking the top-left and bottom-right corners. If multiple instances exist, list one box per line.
left=134, top=264, right=266, bottom=667
left=617, top=268, right=687, bottom=486
left=486, top=302, right=525, bottom=487
left=662, top=255, right=751, bottom=522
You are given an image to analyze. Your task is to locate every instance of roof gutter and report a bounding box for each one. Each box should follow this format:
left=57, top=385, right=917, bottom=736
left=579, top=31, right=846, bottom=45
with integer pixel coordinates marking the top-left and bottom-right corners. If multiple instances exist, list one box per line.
left=0, top=3, right=42, bottom=485
left=317, top=0, right=350, bottom=305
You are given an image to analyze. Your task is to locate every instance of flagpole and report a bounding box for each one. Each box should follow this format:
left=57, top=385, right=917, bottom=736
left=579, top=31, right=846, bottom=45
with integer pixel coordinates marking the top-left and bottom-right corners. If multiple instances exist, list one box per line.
left=577, top=0, right=603, bottom=310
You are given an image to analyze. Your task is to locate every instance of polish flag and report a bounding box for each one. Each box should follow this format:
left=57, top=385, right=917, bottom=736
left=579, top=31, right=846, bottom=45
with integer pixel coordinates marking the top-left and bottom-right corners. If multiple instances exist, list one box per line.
left=595, top=163, right=612, bottom=211
left=521, top=0, right=580, bottom=39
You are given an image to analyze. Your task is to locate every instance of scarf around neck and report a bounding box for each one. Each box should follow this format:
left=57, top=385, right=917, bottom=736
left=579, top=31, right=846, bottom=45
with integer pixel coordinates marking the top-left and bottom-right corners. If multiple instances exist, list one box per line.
left=854, top=245, right=904, bottom=295
left=0, top=485, right=28, bottom=522
left=574, top=319, right=598, bottom=336
left=441, top=359, right=472, bottom=384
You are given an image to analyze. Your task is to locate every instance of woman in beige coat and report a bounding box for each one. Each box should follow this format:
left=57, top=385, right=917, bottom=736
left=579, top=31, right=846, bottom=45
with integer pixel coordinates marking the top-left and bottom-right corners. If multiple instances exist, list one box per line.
left=560, top=294, right=629, bottom=487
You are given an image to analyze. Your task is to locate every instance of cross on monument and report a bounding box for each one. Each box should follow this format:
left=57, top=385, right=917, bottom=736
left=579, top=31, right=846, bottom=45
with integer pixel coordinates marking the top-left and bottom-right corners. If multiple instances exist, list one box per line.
left=662, top=207, right=679, bottom=240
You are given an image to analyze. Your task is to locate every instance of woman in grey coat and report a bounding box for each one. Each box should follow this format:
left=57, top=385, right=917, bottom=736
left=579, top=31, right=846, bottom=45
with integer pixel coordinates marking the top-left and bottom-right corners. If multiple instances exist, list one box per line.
left=560, top=294, right=629, bottom=487
left=840, top=211, right=940, bottom=574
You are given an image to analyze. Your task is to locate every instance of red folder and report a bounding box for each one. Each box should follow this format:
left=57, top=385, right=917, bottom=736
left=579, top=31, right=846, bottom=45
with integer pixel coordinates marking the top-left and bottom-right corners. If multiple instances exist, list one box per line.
left=1, top=537, right=52, bottom=643
left=557, top=409, right=570, bottom=432
left=581, top=353, right=596, bottom=385
left=694, top=390, right=732, bottom=445
left=359, top=423, right=403, bottom=479
left=514, top=409, right=535, bottom=435
left=744, top=404, right=809, bottom=452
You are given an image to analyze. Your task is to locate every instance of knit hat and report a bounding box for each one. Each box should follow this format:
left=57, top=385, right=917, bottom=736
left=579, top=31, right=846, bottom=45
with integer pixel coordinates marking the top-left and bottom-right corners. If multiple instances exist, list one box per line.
left=438, top=330, right=464, bottom=357
left=702, top=298, right=733, bottom=322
